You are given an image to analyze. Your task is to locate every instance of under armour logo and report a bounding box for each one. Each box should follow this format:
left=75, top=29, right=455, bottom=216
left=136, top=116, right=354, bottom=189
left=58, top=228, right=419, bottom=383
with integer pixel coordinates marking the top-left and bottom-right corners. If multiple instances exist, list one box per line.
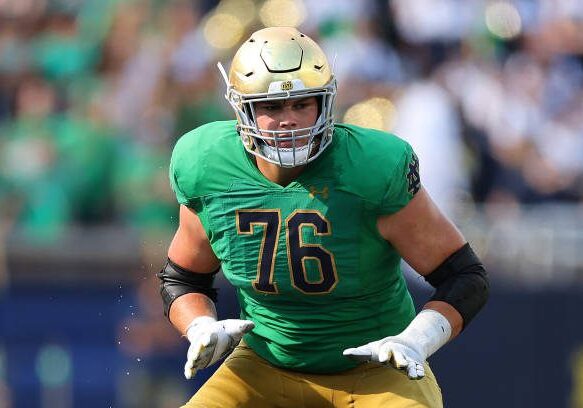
left=309, top=186, right=329, bottom=199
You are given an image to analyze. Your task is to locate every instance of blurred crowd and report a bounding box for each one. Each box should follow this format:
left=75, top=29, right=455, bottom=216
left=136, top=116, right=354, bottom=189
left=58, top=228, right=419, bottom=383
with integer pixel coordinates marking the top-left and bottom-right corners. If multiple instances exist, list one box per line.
left=1, top=1, right=583, bottom=406
left=1, top=0, right=582, bottom=242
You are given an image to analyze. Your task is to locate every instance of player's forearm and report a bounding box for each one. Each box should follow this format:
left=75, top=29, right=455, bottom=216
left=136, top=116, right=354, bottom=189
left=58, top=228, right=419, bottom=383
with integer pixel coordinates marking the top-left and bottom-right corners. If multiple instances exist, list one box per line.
left=158, top=257, right=220, bottom=334
left=169, top=293, right=218, bottom=335
left=423, top=300, right=463, bottom=340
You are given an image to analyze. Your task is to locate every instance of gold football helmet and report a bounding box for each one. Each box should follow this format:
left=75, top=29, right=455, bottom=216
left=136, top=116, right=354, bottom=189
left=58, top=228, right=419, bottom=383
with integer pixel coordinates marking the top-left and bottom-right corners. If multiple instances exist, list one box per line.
left=218, top=27, right=336, bottom=167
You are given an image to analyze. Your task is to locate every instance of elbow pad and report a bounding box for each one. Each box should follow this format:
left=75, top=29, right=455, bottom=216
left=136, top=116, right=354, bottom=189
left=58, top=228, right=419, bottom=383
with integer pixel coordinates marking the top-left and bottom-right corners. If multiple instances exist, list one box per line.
left=157, top=258, right=219, bottom=318
left=424, top=243, right=490, bottom=329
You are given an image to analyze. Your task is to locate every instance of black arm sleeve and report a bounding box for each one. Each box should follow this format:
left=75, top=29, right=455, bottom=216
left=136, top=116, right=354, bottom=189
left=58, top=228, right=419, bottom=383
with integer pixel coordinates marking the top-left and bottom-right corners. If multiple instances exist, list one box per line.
left=424, top=243, right=490, bottom=329
left=157, top=258, right=219, bottom=318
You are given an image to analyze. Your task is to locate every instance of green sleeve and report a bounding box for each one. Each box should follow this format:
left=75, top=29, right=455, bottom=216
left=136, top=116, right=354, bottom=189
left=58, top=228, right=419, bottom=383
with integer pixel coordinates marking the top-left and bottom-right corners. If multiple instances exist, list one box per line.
left=169, top=131, right=203, bottom=210
left=379, top=143, right=420, bottom=214
left=169, top=154, right=189, bottom=206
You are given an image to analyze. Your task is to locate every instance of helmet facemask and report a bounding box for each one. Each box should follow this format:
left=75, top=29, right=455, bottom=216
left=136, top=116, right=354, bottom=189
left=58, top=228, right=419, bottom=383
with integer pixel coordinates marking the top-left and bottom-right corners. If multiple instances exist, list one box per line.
left=221, top=74, right=336, bottom=167
left=218, top=27, right=337, bottom=168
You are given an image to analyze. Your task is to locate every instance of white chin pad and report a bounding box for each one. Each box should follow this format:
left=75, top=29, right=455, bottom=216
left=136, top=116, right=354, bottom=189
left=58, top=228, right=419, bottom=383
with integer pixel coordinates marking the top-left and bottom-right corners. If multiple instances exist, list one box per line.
left=260, top=144, right=311, bottom=167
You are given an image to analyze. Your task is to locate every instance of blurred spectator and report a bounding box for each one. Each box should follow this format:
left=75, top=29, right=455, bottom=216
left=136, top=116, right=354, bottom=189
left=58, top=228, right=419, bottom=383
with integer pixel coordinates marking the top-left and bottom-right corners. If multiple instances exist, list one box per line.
left=393, top=74, right=467, bottom=215
left=0, top=76, right=72, bottom=242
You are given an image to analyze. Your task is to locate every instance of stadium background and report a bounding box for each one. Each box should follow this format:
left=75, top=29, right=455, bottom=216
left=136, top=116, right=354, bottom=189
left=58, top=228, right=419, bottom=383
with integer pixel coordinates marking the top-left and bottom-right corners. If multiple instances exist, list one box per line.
left=1, top=0, right=582, bottom=406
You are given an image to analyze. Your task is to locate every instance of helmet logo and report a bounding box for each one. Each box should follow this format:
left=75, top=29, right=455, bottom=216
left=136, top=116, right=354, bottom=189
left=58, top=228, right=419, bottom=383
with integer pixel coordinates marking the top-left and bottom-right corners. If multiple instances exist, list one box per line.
left=280, top=81, right=293, bottom=91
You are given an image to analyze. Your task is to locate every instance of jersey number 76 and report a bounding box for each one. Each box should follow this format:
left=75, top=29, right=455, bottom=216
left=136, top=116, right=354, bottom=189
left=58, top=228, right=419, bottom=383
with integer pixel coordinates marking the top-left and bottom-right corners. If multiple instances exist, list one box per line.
left=236, top=209, right=338, bottom=295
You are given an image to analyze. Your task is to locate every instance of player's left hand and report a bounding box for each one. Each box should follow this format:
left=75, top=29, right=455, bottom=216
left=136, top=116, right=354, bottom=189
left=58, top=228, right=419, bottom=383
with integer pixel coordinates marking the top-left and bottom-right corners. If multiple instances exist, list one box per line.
left=343, top=336, right=425, bottom=380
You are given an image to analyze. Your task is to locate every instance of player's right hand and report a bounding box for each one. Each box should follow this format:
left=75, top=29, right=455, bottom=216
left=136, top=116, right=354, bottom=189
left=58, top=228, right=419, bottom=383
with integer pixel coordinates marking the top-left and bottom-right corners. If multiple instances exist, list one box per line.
left=184, top=316, right=254, bottom=379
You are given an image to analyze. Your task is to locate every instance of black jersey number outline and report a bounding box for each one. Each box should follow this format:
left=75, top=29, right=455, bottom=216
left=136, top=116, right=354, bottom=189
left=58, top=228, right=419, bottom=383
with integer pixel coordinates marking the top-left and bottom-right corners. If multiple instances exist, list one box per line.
left=236, top=209, right=338, bottom=295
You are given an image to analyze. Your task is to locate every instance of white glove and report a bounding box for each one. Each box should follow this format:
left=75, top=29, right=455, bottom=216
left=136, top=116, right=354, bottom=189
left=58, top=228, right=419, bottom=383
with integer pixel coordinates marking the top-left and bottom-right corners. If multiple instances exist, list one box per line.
left=184, top=316, right=254, bottom=379
left=343, top=309, right=452, bottom=380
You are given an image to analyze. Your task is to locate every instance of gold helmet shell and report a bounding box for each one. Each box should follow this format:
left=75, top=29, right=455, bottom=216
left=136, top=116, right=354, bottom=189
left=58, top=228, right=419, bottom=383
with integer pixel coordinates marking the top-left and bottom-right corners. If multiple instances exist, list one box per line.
left=229, top=27, right=333, bottom=95
left=218, top=27, right=337, bottom=168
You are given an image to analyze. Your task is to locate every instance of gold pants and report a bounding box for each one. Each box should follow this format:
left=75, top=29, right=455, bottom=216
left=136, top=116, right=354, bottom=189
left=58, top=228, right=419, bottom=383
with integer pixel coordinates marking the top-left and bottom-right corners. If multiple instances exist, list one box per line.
left=183, top=342, right=443, bottom=408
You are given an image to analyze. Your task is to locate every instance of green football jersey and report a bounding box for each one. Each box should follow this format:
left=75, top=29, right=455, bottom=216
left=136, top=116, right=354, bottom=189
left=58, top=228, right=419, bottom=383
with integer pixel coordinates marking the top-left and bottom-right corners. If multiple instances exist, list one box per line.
left=170, top=120, right=420, bottom=373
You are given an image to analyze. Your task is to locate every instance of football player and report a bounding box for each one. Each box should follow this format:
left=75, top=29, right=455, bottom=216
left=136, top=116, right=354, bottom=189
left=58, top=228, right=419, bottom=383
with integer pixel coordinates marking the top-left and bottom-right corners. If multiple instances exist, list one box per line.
left=159, top=26, right=489, bottom=408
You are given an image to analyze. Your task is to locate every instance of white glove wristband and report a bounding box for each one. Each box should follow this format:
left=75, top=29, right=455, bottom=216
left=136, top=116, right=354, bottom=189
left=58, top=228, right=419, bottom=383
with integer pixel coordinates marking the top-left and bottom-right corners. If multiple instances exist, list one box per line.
left=185, top=315, right=217, bottom=339
left=398, top=309, right=452, bottom=360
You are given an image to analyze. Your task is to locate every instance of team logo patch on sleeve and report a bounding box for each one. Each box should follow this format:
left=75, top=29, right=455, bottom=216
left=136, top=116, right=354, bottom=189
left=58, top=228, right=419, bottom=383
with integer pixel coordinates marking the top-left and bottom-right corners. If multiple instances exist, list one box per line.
left=407, top=152, right=420, bottom=195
